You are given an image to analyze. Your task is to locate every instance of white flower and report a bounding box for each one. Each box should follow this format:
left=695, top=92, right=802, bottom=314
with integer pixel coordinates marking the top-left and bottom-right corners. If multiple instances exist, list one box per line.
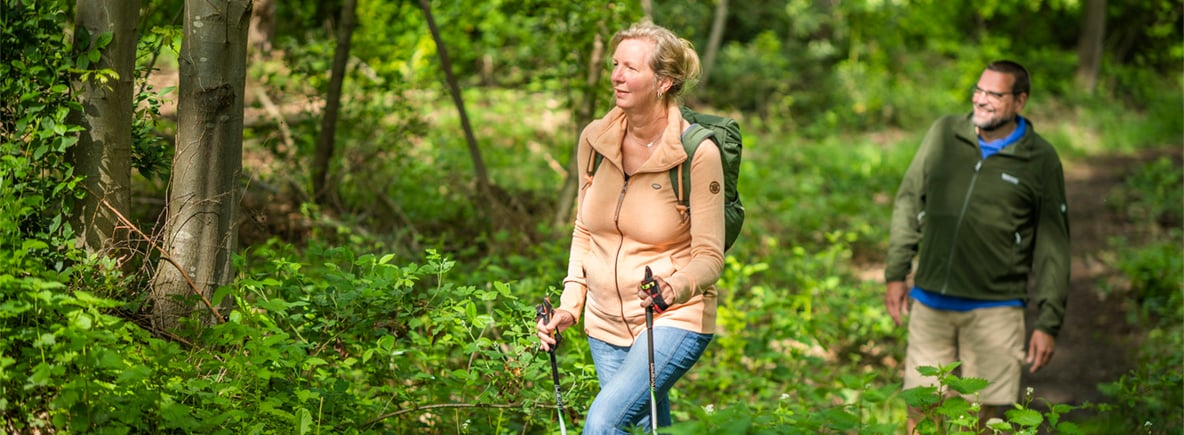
left=703, top=404, right=715, bottom=414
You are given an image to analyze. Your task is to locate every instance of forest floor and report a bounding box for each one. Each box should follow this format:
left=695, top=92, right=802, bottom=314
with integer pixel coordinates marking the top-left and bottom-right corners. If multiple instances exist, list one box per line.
left=1018, top=145, right=1181, bottom=410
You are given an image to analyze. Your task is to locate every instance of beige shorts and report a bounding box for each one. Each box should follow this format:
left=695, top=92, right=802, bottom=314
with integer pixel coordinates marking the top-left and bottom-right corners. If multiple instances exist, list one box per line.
left=903, top=301, right=1026, bottom=405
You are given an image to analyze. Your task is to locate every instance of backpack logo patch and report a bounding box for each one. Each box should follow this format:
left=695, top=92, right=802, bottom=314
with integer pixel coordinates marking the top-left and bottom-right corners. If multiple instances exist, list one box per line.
left=710, top=181, right=721, bottom=194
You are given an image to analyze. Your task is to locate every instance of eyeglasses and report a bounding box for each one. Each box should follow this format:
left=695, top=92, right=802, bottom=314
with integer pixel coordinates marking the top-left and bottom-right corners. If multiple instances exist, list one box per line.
left=971, top=86, right=1017, bottom=102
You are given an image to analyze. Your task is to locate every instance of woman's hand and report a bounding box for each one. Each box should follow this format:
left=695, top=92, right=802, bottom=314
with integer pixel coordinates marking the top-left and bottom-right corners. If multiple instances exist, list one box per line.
left=536, top=309, right=574, bottom=352
left=636, top=275, right=674, bottom=310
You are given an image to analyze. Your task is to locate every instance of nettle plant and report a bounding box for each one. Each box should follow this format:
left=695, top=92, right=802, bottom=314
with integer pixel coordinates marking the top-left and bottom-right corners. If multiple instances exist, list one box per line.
left=903, top=362, right=1085, bottom=435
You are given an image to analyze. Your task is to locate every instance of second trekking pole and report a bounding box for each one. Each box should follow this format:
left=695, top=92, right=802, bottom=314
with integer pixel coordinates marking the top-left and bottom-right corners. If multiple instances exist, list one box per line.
left=535, top=297, right=567, bottom=435
left=641, top=266, right=659, bottom=435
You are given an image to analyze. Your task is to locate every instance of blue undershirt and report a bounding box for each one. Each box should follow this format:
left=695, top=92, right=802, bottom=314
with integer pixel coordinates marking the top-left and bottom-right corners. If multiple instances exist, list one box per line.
left=911, top=116, right=1028, bottom=311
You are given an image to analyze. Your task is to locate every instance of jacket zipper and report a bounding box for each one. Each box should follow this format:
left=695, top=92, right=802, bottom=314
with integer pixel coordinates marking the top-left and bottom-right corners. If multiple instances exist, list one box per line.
left=612, top=178, right=631, bottom=332
left=941, top=159, right=982, bottom=293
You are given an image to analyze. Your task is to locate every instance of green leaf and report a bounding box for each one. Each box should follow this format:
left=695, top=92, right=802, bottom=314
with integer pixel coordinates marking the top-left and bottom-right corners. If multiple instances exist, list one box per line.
left=1055, top=421, right=1085, bottom=435
left=303, top=357, right=328, bottom=370
left=985, top=418, right=1013, bottom=431
left=296, top=407, right=312, bottom=435
left=95, top=31, right=113, bottom=48
left=33, top=333, right=56, bottom=347
left=70, top=311, right=93, bottom=330
left=900, top=386, right=940, bottom=407
left=935, top=397, right=971, bottom=418
left=946, top=376, right=989, bottom=394
left=915, top=365, right=942, bottom=377
left=1005, top=408, right=1043, bottom=427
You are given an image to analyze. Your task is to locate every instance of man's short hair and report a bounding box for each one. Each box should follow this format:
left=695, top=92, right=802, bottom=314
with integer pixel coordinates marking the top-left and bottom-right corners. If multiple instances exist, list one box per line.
left=987, top=60, right=1030, bottom=96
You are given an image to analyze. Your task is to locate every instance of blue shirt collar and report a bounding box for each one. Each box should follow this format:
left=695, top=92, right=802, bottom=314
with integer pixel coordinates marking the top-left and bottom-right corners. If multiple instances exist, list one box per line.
left=978, top=116, right=1027, bottom=159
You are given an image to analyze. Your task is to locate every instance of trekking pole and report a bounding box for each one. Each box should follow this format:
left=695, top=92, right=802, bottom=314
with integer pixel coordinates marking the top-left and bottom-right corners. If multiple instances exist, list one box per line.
left=535, top=297, right=568, bottom=435
left=640, top=266, right=659, bottom=435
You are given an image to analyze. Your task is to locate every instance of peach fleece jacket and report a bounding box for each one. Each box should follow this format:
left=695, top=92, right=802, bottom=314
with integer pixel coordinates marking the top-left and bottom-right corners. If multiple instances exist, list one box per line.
left=558, top=104, right=726, bottom=347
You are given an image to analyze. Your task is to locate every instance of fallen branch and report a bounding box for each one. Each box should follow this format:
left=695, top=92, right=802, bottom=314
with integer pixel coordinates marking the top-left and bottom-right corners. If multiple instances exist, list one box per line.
left=100, top=197, right=225, bottom=323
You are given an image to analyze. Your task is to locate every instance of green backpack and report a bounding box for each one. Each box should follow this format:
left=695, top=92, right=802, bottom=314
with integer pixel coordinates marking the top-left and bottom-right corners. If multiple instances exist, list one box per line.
left=590, top=106, right=745, bottom=251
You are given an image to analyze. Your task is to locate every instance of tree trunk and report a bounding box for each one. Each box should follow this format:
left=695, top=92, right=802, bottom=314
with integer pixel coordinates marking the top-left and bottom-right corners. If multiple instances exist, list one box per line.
left=553, top=30, right=606, bottom=232
left=69, top=0, right=141, bottom=260
left=1074, top=0, right=1106, bottom=94
left=247, top=0, right=274, bottom=59
left=418, top=0, right=492, bottom=222
left=700, top=0, right=728, bottom=87
left=312, top=0, right=357, bottom=205
left=151, top=0, right=251, bottom=330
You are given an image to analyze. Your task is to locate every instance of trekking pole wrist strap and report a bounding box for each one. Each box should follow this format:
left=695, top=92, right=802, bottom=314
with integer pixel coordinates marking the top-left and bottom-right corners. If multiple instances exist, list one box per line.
left=645, top=284, right=670, bottom=314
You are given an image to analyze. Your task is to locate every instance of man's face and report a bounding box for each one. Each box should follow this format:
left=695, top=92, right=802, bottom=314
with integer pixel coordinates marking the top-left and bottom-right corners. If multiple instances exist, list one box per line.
left=971, top=69, right=1027, bottom=132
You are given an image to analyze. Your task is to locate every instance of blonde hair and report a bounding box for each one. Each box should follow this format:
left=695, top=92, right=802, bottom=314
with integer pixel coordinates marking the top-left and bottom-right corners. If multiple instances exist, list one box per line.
left=611, top=20, right=701, bottom=102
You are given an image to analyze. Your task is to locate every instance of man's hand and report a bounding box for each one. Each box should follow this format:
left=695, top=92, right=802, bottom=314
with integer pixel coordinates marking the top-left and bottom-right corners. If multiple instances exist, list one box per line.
left=1026, top=330, right=1056, bottom=373
left=885, top=281, right=910, bottom=326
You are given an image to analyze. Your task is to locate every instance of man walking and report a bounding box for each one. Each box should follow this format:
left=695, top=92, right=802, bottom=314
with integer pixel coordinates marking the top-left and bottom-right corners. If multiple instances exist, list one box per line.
left=884, top=60, right=1071, bottom=433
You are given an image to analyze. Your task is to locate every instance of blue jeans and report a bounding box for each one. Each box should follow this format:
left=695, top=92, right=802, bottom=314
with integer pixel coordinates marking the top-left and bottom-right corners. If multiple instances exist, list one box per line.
left=583, top=326, right=713, bottom=435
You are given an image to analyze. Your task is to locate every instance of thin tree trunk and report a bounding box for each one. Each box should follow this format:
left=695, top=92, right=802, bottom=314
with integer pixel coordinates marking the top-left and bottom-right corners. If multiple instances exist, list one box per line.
left=152, top=0, right=251, bottom=331
left=312, top=0, right=357, bottom=205
left=69, top=0, right=141, bottom=260
left=700, top=0, right=728, bottom=87
left=553, top=30, right=605, bottom=232
left=1075, top=0, right=1106, bottom=94
left=247, top=0, right=274, bottom=59
left=418, top=0, right=492, bottom=219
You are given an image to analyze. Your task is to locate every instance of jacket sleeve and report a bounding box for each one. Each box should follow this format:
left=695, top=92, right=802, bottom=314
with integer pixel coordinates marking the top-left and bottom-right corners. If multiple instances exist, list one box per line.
left=884, top=118, right=942, bottom=283
left=667, top=138, right=726, bottom=304
left=1031, top=153, right=1071, bottom=336
left=558, top=127, right=594, bottom=322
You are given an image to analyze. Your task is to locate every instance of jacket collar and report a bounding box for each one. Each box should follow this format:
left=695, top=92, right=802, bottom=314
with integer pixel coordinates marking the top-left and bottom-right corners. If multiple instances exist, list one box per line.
left=586, top=104, right=688, bottom=174
left=957, top=112, right=1037, bottom=160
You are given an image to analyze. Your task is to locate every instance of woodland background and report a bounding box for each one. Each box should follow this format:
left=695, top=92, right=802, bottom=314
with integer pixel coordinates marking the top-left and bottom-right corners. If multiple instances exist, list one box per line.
left=2, top=0, right=1182, bottom=433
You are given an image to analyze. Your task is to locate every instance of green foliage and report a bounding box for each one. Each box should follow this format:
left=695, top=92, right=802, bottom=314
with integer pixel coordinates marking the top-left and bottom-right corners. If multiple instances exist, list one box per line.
left=1, top=0, right=84, bottom=270
left=0, top=266, right=160, bottom=432
left=1093, top=155, right=1184, bottom=434
left=903, top=363, right=1088, bottom=435
left=1110, top=156, right=1184, bottom=231
left=130, top=22, right=182, bottom=181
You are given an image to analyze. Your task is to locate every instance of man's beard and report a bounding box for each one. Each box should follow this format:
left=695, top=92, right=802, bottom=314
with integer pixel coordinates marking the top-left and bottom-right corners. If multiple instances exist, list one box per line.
left=974, top=113, right=1013, bottom=132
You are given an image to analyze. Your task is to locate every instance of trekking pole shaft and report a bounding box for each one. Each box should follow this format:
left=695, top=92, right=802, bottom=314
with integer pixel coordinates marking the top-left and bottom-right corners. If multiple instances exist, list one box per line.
left=549, top=349, right=567, bottom=435
left=646, top=307, right=657, bottom=435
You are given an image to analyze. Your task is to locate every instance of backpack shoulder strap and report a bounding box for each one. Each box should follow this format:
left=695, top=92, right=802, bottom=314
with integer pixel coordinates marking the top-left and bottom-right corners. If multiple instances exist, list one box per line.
left=587, top=146, right=604, bottom=177
left=672, top=124, right=715, bottom=204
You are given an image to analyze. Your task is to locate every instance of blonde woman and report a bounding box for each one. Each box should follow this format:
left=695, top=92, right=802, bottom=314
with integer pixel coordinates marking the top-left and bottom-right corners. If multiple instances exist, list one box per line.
left=537, top=21, right=725, bottom=434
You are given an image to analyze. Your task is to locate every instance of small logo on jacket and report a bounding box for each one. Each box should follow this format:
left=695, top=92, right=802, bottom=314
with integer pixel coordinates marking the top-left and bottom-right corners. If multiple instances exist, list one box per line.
left=1001, top=173, right=1020, bottom=185
left=710, top=181, right=721, bottom=194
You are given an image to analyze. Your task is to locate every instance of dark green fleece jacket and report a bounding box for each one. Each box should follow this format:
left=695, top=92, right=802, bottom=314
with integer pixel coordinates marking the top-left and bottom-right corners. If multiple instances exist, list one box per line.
left=885, top=114, right=1071, bottom=336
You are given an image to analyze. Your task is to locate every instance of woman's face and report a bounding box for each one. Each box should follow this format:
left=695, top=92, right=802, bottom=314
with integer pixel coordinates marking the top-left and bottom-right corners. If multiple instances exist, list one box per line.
left=611, top=38, right=663, bottom=112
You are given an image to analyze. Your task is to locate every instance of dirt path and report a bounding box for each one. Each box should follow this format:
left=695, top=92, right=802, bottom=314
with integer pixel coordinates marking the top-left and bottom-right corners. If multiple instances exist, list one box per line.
left=1020, top=147, right=1181, bottom=406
